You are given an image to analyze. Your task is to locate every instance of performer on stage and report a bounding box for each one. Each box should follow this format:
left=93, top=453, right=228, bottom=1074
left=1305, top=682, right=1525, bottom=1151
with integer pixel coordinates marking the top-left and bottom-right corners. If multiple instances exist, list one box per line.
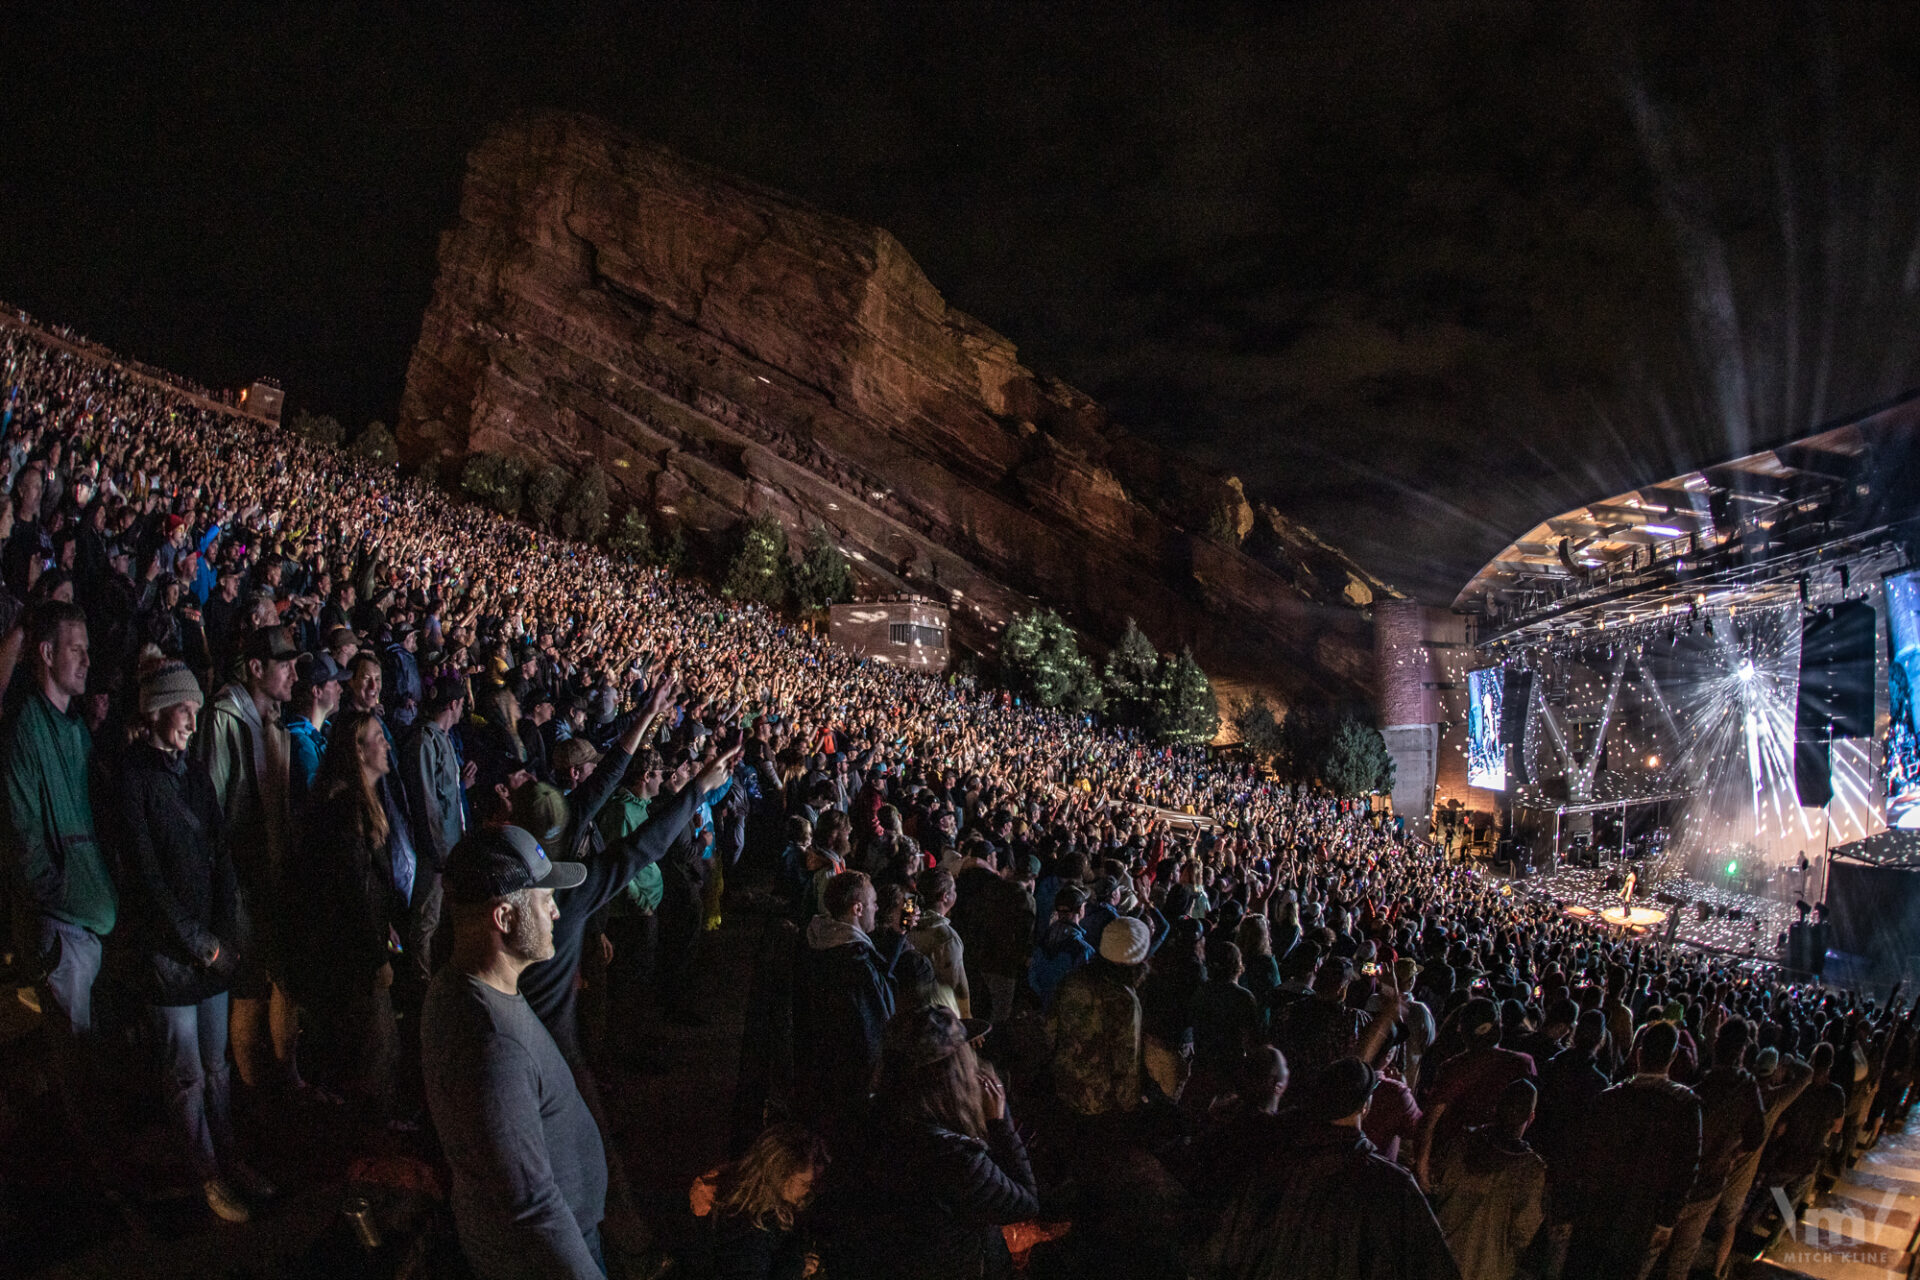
left=1619, top=869, right=1637, bottom=908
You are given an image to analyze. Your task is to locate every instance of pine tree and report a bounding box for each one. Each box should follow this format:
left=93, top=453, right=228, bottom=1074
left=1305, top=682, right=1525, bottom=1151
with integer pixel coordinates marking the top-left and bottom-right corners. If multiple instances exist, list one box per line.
left=351, top=420, right=399, bottom=465
left=791, top=525, right=854, bottom=611
left=1102, top=617, right=1161, bottom=728
left=288, top=409, right=344, bottom=447
left=1278, top=703, right=1334, bottom=782
left=1001, top=610, right=1104, bottom=711
left=560, top=463, right=611, bottom=544
left=526, top=463, right=568, bottom=532
left=1149, top=647, right=1219, bottom=745
left=493, top=456, right=528, bottom=516
left=1232, top=695, right=1285, bottom=758
left=1321, top=715, right=1396, bottom=796
left=656, top=520, right=689, bottom=573
left=609, top=508, right=653, bottom=564
left=459, top=452, right=526, bottom=517
left=723, top=513, right=790, bottom=606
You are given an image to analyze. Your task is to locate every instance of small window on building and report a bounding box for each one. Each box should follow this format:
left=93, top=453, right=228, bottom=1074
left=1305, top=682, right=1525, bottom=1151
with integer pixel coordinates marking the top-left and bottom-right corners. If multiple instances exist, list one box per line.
left=889, top=621, right=945, bottom=647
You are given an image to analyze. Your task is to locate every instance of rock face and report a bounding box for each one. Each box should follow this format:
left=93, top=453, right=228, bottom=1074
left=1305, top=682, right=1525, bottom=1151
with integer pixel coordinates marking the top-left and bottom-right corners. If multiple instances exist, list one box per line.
left=399, top=111, right=1394, bottom=709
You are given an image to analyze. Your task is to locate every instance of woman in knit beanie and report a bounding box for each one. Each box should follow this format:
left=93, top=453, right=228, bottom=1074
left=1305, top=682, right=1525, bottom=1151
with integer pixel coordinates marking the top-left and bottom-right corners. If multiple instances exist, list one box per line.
left=114, top=654, right=274, bottom=1222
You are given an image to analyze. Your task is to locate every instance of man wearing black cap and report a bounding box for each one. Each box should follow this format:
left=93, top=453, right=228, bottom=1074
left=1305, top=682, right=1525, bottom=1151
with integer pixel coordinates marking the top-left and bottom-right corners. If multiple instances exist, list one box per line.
left=516, top=687, right=555, bottom=782
left=1275, top=954, right=1402, bottom=1083
left=1206, top=1057, right=1461, bottom=1280
left=423, top=826, right=605, bottom=1280
left=285, top=652, right=346, bottom=805
left=383, top=622, right=423, bottom=729
left=198, top=624, right=298, bottom=1092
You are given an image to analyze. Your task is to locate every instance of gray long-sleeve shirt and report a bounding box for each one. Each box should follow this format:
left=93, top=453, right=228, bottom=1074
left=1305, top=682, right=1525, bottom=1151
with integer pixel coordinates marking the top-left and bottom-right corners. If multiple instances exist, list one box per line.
left=422, top=970, right=606, bottom=1280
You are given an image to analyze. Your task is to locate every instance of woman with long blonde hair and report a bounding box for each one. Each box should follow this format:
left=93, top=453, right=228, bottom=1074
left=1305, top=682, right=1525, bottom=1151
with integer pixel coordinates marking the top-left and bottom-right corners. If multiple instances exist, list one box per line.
left=1234, top=912, right=1281, bottom=1001
left=687, top=1123, right=827, bottom=1278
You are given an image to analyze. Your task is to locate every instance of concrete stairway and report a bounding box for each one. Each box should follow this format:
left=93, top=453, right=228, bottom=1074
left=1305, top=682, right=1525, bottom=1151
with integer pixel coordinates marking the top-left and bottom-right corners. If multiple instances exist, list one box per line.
left=1734, top=1112, right=1920, bottom=1280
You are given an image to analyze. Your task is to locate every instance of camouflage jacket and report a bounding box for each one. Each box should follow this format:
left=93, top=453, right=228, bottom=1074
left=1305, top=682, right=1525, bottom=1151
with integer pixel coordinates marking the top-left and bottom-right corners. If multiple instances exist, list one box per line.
left=1049, top=962, right=1143, bottom=1116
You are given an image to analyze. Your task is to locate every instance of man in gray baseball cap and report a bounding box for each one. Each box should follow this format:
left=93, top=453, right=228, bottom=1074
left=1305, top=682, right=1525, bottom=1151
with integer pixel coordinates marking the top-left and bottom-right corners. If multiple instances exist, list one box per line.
left=441, top=821, right=588, bottom=905
left=422, top=825, right=602, bottom=1279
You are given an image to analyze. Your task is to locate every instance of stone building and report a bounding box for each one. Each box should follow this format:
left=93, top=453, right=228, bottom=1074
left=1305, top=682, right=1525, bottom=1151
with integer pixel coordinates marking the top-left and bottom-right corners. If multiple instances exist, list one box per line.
left=829, top=597, right=951, bottom=672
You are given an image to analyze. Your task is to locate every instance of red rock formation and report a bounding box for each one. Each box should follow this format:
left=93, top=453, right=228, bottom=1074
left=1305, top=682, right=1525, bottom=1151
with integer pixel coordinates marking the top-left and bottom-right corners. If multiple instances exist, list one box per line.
left=399, top=111, right=1394, bottom=709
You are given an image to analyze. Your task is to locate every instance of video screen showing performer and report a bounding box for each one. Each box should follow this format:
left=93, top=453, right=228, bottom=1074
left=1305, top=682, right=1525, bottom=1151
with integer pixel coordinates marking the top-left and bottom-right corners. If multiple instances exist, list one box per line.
left=1886, top=570, right=1920, bottom=828
left=1467, top=666, right=1506, bottom=791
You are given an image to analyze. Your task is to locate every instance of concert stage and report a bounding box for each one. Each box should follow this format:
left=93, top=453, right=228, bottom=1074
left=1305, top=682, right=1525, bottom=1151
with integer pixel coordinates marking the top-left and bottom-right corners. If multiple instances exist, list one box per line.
left=1527, top=864, right=1789, bottom=956
left=1599, top=904, right=1668, bottom=929
left=1451, top=389, right=1920, bottom=908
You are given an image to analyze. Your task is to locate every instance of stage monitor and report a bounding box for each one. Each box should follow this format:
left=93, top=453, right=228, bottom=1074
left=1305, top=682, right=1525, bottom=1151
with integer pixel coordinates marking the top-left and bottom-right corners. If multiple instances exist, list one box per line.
left=1827, top=859, right=1920, bottom=968
left=1887, top=570, right=1920, bottom=828
left=1467, top=666, right=1505, bottom=791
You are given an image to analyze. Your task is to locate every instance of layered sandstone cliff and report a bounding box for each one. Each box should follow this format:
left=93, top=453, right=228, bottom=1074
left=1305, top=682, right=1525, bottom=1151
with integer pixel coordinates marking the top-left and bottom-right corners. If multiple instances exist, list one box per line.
left=398, top=111, right=1393, bottom=708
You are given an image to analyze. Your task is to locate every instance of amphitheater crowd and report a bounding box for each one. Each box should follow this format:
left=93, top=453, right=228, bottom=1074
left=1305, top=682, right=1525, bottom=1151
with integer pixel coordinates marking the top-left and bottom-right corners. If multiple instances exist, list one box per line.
left=1, top=318, right=1915, bottom=1280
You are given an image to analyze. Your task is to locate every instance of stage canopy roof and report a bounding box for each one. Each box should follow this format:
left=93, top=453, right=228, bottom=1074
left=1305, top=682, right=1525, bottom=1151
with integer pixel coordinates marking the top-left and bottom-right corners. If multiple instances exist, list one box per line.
left=1831, top=828, right=1920, bottom=869
left=1456, top=388, right=1920, bottom=643
left=1509, top=770, right=1692, bottom=815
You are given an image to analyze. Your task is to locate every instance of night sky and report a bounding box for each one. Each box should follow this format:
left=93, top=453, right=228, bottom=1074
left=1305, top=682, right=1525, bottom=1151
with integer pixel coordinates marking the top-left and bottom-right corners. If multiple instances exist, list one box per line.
left=4, top=2, right=1919, bottom=602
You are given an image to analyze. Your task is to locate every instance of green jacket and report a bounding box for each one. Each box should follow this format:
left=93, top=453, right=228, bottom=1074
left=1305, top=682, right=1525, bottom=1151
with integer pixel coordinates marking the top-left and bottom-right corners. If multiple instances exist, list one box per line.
left=597, top=788, right=661, bottom=914
left=196, top=682, right=291, bottom=890
left=3, top=690, right=116, bottom=935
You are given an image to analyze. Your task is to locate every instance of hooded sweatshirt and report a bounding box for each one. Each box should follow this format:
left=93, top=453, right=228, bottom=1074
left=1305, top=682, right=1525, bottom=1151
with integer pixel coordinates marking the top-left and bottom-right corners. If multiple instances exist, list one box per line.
left=906, top=908, right=971, bottom=1018
left=198, top=682, right=291, bottom=901
left=793, top=916, right=894, bottom=1128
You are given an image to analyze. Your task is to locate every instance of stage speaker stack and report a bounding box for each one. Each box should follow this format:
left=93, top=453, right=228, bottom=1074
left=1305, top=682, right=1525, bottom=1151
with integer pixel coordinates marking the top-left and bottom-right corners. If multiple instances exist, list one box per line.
left=1502, top=669, right=1533, bottom=785
left=1794, top=600, right=1876, bottom=807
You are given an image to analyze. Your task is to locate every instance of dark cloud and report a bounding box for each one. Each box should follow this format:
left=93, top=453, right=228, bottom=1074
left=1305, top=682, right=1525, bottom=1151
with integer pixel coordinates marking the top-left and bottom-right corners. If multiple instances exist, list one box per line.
left=3, top=2, right=1918, bottom=602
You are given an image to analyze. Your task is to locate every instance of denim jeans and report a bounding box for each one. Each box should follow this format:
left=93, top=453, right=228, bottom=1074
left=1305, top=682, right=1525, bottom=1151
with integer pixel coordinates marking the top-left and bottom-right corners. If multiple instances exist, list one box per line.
left=38, top=916, right=102, bottom=1037
left=152, top=993, right=236, bottom=1180
left=36, top=917, right=103, bottom=1137
left=980, top=973, right=1016, bottom=1023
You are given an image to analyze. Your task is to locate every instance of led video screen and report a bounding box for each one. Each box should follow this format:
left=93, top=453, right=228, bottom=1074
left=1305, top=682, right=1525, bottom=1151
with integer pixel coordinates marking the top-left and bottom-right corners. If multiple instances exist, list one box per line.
left=1887, top=570, right=1920, bottom=828
left=1467, top=666, right=1505, bottom=791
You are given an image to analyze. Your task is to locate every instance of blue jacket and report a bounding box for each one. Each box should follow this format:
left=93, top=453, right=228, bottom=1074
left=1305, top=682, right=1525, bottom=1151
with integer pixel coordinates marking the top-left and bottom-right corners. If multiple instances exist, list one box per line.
left=1029, top=919, right=1094, bottom=1010
left=287, top=716, right=327, bottom=806
left=383, top=642, right=423, bottom=726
